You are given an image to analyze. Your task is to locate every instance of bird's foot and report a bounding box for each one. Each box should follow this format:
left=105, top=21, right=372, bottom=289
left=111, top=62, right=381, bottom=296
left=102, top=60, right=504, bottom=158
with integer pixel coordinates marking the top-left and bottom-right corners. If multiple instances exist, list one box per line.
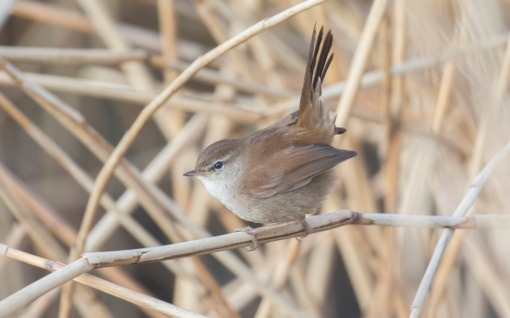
left=296, top=219, right=311, bottom=242
left=300, top=219, right=311, bottom=237
left=236, top=218, right=311, bottom=251
left=235, top=226, right=259, bottom=251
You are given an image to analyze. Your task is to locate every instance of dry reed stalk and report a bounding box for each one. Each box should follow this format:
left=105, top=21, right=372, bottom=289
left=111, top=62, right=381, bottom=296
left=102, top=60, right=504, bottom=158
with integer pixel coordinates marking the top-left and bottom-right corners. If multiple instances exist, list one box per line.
left=253, top=239, right=303, bottom=318
left=274, top=32, right=510, bottom=116
left=20, top=287, right=62, bottom=318
left=331, top=173, right=375, bottom=311
left=194, top=1, right=252, bottom=81
left=0, top=164, right=172, bottom=317
left=0, top=59, right=212, bottom=269
left=0, top=47, right=148, bottom=63
left=0, top=224, right=25, bottom=275
left=85, top=115, right=207, bottom=251
left=0, top=245, right=204, bottom=318
left=290, top=257, right=323, bottom=318
left=4, top=209, right=508, bottom=315
left=1, top=55, right=253, bottom=315
left=0, top=71, right=264, bottom=121
left=157, top=1, right=190, bottom=238
left=60, top=11, right=157, bottom=314
left=410, top=141, right=510, bottom=317
left=335, top=0, right=388, bottom=127
left=11, top=0, right=213, bottom=60
left=0, top=168, right=67, bottom=262
left=157, top=0, right=178, bottom=84
left=422, top=19, right=510, bottom=318
left=162, top=60, right=295, bottom=98
left=303, top=233, right=335, bottom=310
left=463, top=237, right=510, bottom=317
left=0, top=92, right=155, bottom=247
left=373, top=1, right=406, bottom=316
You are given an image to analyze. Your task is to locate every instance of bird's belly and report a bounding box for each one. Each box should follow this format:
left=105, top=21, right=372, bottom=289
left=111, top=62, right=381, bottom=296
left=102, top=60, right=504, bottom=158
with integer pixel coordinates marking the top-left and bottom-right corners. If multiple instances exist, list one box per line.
left=201, top=179, right=282, bottom=224
left=200, top=172, right=334, bottom=225
left=240, top=171, right=336, bottom=224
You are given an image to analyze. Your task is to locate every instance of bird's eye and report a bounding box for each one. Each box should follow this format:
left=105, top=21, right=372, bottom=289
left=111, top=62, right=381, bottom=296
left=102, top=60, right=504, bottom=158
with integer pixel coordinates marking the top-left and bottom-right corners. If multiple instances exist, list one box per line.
left=213, top=161, right=224, bottom=171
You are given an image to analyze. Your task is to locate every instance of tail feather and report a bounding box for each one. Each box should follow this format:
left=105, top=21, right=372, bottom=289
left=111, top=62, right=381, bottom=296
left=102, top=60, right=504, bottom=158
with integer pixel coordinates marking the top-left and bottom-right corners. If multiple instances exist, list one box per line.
left=313, top=30, right=333, bottom=89
left=298, top=26, right=334, bottom=129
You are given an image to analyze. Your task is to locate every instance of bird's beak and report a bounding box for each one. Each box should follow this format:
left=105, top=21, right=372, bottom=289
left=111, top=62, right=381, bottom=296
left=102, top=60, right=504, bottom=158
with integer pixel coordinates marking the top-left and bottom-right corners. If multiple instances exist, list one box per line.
left=183, top=169, right=212, bottom=177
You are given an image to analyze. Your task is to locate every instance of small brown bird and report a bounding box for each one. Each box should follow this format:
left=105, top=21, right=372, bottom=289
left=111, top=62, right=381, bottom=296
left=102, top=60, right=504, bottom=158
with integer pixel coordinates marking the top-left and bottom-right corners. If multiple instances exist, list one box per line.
left=184, top=26, right=356, bottom=250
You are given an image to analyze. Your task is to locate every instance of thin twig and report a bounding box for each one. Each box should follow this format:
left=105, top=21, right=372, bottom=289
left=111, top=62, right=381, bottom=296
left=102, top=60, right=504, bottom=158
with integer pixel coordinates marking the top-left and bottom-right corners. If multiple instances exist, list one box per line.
left=55, top=212, right=510, bottom=267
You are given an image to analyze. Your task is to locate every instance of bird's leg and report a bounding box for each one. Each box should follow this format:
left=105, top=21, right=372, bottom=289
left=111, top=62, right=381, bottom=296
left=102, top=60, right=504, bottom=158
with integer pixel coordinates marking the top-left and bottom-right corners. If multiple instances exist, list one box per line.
left=235, top=218, right=311, bottom=251
left=300, top=218, right=311, bottom=237
left=235, top=226, right=259, bottom=251
left=295, top=218, right=311, bottom=242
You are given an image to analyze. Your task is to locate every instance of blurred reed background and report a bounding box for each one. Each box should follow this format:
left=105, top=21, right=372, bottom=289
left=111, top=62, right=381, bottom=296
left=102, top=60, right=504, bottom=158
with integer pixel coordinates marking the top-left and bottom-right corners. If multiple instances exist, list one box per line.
left=0, top=0, right=509, bottom=317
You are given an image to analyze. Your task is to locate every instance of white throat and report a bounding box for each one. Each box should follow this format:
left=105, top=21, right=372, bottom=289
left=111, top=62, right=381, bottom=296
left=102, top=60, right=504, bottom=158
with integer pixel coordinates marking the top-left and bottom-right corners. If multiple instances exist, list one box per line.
left=197, top=158, right=246, bottom=216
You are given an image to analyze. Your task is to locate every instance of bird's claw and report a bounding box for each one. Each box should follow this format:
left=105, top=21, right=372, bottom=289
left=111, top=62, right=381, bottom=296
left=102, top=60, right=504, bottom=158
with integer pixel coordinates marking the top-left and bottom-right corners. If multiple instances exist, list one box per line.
left=235, top=219, right=311, bottom=251
left=235, top=226, right=259, bottom=251
left=295, top=219, right=311, bottom=242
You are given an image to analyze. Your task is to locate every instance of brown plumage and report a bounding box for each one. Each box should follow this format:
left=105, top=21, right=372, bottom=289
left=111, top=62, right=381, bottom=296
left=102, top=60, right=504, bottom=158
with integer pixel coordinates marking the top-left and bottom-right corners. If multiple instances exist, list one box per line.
left=185, top=26, right=356, bottom=224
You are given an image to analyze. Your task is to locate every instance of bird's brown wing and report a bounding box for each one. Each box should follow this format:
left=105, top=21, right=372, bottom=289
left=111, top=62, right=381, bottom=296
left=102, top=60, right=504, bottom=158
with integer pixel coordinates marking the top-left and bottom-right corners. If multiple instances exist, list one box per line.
left=245, top=144, right=356, bottom=199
